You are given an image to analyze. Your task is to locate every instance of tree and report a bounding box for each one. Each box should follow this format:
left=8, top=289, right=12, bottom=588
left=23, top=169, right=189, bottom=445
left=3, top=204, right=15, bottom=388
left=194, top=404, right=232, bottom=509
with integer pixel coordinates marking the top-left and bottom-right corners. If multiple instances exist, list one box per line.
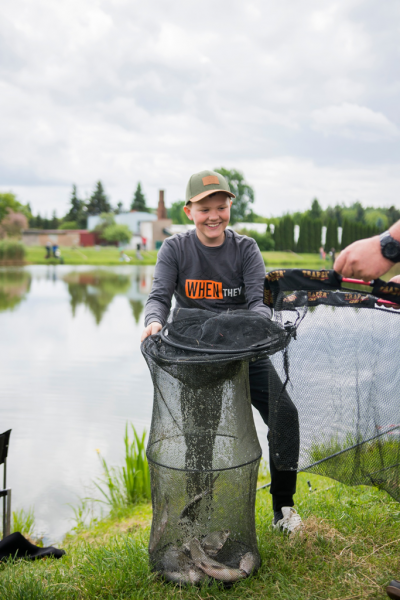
left=115, top=201, right=124, bottom=214
left=92, top=213, right=132, bottom=245
left=238, top=229, right=275, bottom=251
left=64, top=185, right=87, bottom=228
left=309, top=198, right=323, bottom=220
left=0, top=193, right=30, bottom=222
left=214, top=168, right=254, bottom=224
left=130, top=183, right=149, bottom=212
left=325, top=220, right=338, bottom=251
left=168, top=200, right=191, bottom=225
left=87, top=181, right=111, bottom=216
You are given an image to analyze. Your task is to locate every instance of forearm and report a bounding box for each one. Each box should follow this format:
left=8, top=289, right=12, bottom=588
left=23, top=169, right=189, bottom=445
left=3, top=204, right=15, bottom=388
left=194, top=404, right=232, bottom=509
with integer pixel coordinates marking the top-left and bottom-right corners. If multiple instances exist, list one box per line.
left=389, top=221, right=400, bottom=242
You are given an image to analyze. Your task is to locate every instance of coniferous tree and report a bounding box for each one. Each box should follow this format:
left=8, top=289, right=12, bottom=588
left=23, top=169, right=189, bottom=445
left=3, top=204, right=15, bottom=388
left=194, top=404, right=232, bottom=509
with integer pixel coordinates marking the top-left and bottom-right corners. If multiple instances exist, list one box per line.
left=325, top=220, right=338, bottom=251
left=87, top=181, right=111, bottom=216
left=130, top=183, right=149, bottom=212
left=65, top=185, right=87, bottom=228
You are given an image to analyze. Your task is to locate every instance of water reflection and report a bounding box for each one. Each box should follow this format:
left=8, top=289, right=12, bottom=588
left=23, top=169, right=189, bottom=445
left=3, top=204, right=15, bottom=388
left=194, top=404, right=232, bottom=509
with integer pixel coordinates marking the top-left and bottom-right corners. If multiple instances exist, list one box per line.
left=0, top=269, right=31, bottom=312
left=63, top=271, right=132, bottom=324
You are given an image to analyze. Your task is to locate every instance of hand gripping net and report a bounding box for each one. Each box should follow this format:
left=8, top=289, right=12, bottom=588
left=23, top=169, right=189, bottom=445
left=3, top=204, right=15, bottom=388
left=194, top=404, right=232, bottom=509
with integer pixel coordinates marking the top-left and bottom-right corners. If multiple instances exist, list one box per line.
left=264, top=269, right=400, bottom=501
left=141, top=309, right=291, bottom=585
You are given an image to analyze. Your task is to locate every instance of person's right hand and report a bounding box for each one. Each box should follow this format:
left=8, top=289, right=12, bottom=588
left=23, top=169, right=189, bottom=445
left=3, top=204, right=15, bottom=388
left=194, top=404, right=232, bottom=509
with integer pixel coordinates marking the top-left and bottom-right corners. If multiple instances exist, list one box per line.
left=141, top=322, right=162, bottom=342
left=334, top=235, right=394, bottom=280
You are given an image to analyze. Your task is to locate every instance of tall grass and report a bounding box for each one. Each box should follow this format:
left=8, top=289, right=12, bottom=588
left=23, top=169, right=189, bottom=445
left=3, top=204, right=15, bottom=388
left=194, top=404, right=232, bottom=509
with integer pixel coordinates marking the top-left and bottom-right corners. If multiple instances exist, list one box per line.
left=11, top=507, right=35, bottom=538
left=94, top=424, right=151, bottom=512
left=0, top=240, right=26, bottom=261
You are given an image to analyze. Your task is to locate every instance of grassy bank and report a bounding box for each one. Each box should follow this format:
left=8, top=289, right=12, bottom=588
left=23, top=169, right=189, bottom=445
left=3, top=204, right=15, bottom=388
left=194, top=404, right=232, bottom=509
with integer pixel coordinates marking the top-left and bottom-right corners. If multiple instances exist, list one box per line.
left=22, top=245, right=329, bottom=268
left=0, top=473, right=398, bottom=599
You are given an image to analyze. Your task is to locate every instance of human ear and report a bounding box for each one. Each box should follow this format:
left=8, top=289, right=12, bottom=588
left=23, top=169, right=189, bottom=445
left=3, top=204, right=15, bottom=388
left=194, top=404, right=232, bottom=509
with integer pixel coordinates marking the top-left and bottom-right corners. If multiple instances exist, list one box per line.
left=183, top=205, right=193, bottom=220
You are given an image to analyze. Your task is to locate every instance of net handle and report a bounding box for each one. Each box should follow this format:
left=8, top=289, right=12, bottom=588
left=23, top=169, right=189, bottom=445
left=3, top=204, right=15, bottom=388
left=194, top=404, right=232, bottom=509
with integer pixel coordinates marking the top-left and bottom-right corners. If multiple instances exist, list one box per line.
left=341, top=277, right=400, bottom=308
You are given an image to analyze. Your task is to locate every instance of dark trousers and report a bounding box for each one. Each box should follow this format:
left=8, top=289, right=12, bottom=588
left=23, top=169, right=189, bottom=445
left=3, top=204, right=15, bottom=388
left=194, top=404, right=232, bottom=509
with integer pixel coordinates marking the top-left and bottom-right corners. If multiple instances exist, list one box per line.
left=249, top=357, right=300, bottom=512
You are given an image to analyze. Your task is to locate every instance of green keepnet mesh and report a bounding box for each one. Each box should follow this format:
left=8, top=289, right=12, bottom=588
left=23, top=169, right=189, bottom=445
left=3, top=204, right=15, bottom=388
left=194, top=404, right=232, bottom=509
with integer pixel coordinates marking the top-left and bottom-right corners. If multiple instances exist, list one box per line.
left=141, top=309, right=291, bottom=585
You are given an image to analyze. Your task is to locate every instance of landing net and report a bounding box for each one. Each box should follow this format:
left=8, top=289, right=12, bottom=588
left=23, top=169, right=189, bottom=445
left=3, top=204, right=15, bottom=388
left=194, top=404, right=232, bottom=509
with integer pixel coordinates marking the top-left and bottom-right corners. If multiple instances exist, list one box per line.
left=264, top=269, right=400, bottom=501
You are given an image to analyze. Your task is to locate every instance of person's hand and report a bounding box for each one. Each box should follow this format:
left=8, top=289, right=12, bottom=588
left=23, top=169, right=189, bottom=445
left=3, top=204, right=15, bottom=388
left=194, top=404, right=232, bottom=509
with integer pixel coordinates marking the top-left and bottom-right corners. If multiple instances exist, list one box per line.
left=141, top=322, right=163, bottom=342
left=334, top=236, right=394, bottom=280
left=389, top=274, right=400, bottom=284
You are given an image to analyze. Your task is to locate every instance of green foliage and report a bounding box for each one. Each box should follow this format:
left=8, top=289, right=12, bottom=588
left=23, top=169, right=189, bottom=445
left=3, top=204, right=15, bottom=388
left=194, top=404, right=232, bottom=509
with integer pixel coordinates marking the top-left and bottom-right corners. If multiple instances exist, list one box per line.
left=0, top=192, right=31, bottom=222
left=238, top=229, right=275, bottom=251
left=325, top=219, right=338, bottom=251
left=92, top=213, right=131, bottom=244
left=364, top=209, right=388, bottom=230
left=130, top=183, right=149, bottom=212
left=87, top=181, right=111, bottom=216
left=93, top=424, right=151, bottom=512
left=0, top=240, right=26, bottom=261
left=297, top=216, right=322, bottom=253
left=214, top=167, right=254, bottom=224
left=274, top=216, right=295, bottom=251
left=64, top=185, right=87, bottom=228
left=101, top=224, right=132, bottom=244
left=58, top=221, right=78, bottom=230
left=168, top=200, right=191, bottom=224
left=12, top=507, right=35, bottom=537
left=309, top=198, right=323, bottom=220
left=341, top=220, right=380, bottom=250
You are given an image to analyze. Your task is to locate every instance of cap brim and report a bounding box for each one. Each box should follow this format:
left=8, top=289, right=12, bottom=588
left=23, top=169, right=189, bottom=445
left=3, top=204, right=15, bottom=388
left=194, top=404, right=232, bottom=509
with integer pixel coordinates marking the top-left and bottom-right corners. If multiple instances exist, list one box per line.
left=186, top=189, right=236, bottom=205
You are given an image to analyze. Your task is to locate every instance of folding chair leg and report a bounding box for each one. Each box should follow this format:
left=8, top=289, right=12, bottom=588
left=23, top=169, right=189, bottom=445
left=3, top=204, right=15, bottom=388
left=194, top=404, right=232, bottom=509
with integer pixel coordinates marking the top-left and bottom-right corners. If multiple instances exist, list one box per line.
left=2, top=490, right=11, bottom=539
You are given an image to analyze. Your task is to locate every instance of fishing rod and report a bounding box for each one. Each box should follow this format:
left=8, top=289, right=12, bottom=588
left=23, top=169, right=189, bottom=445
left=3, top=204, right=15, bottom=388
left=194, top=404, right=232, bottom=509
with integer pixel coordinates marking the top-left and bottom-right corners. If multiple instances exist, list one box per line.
left=341, top=277, right=400, bottom=308
left=257, top=425, right=400, bottom=492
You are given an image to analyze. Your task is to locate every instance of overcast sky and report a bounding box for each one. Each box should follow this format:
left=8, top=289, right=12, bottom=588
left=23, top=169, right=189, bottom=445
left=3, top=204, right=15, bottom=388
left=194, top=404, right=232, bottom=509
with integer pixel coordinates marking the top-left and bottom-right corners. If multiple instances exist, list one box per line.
left=0, top=0, right=399, bottom=217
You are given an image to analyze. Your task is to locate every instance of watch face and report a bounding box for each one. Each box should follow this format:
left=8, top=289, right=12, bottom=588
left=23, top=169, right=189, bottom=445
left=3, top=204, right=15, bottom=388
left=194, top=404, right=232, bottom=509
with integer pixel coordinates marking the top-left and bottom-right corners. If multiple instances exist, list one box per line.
left=384, top=242, right=400, bottom=260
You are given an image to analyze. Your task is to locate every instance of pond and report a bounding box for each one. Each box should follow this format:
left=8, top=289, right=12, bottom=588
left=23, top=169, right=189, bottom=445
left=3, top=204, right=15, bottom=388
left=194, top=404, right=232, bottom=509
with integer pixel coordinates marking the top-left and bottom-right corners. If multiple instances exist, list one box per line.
left=0, top=266, right=269, bottom=542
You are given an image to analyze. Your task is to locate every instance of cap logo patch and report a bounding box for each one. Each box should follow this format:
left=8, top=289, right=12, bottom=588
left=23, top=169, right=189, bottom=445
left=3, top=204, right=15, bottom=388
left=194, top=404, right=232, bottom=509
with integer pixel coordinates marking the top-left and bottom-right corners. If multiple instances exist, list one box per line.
left=202, top=175, right=219, bottom=186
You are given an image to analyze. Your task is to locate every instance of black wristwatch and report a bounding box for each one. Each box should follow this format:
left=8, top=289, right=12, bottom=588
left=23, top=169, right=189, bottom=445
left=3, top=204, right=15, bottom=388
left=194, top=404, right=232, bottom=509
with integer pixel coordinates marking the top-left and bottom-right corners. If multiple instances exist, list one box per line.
left=380, top=230, right=400, bottom=263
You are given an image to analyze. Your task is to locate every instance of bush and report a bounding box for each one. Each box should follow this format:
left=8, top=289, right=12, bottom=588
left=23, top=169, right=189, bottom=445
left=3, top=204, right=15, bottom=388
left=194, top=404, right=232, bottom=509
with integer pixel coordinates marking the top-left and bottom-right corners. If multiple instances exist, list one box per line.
left=237, top=229, right=275, bottom=251
left=59, top=221, right=78, bottom=230
left=101, top=224, right=132, bottom=244
left=0, top=239, right=26, bottom=261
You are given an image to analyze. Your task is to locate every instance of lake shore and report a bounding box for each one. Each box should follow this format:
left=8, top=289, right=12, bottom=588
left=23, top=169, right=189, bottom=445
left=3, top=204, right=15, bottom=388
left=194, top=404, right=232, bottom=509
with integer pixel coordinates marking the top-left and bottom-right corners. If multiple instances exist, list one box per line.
left=19, top=246, right=331, bottom=268
left=1, top=472, right=397, bottom=599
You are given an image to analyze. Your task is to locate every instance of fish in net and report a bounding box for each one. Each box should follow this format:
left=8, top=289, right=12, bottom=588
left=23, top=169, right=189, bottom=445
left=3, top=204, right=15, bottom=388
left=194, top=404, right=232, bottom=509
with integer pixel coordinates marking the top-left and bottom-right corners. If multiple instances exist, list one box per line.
left=263, top=269, right=400, bottom=500
left=141, top=308, right=292, bottom=585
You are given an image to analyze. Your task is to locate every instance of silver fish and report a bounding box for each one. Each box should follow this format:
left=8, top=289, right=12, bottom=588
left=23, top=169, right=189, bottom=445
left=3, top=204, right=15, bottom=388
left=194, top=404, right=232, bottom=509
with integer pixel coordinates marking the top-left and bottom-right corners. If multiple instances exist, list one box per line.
left=201, top=529, right=230, bottom=556
left=239, top=552, right=256, bottom=575
left=179, top=474, right=220, bottom=521
left=189, top=538, right=247, bottom=582
left=163, top=568, right=207, bottom=585
left=161, top=546, right=195, bottom=572
left=149, top=499, right=168, bottom=554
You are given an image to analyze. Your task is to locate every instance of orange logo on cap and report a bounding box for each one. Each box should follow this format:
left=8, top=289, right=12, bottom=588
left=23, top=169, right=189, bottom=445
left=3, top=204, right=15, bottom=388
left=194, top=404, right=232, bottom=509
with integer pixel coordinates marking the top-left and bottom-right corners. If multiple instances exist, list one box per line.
left=202, top=175, right=219, bottom=186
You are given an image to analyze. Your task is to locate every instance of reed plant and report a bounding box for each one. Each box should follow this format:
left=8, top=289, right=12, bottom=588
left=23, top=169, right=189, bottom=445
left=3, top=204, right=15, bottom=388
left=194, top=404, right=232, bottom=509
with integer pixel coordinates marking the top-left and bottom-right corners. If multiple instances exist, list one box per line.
left=0, top=239, right=26, bottom=261
left=11, top=507, right=35, bottom=538
left=94, top=423, right=151, bottom=512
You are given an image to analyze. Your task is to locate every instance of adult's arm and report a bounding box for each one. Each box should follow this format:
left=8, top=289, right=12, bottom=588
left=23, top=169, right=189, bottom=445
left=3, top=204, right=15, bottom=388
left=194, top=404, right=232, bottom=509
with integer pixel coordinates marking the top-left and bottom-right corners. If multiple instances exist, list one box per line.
left=242, top=239, right=272, bottom=319
left=334, top=220, right=400, bottom=280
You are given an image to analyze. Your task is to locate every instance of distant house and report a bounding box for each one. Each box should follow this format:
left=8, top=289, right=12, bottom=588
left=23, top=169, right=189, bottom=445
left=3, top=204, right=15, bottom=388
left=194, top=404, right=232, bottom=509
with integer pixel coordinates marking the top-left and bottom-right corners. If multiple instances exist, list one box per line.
left=22, top=229, right=95, bottom=247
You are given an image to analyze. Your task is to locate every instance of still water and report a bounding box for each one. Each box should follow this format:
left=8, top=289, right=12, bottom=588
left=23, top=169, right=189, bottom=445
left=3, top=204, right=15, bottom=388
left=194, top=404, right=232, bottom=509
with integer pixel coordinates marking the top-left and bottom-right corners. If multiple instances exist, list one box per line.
left=0, top=266, right=269, bottom=542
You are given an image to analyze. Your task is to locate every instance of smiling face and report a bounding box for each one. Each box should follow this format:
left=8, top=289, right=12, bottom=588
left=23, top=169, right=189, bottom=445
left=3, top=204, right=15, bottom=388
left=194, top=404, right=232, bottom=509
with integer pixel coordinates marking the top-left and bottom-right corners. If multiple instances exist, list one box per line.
left=183, top=192, right=232, bottom=247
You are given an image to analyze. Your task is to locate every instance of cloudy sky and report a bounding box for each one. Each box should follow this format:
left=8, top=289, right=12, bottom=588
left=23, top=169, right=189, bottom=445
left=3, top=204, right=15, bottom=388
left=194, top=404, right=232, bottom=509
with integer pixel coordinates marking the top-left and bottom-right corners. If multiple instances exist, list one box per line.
left=0, top=0, right=399, bottom=217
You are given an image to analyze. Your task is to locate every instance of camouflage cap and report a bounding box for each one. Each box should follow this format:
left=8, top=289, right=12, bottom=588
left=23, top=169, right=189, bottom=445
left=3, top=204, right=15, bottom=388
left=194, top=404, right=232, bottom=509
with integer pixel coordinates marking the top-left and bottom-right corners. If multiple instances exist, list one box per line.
left=185, top=170, right=235, bottom=205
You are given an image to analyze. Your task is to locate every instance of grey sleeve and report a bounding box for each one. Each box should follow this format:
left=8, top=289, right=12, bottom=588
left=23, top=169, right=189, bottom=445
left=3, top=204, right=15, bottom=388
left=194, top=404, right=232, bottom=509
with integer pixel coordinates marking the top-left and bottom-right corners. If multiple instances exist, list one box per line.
left=144, top=240, right=178, bottom=327
left=242, top=239, right=272, bottom=319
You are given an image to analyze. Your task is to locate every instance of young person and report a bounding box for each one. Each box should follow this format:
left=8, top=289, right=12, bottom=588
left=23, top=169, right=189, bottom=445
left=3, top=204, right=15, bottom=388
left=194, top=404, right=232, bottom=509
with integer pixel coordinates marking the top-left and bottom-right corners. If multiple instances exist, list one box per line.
left=141, top=169, right=302, bottom=533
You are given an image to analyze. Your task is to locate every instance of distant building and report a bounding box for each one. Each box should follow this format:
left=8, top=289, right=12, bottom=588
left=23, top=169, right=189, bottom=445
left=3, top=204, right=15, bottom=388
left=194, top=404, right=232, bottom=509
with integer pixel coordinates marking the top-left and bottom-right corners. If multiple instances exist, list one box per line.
left=22, top=230, right=95, bottom=247
left=87, top=211, right=157, bottom=236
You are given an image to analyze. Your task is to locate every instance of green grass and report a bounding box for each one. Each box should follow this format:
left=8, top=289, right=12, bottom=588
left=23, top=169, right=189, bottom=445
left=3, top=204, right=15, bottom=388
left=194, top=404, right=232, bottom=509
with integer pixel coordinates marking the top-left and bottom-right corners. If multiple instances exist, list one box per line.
left=0, top=473, right=398, bottom=599
left=24, top=245, right=158, bottom=266
left=93, top=424, right=151, bottom=511
left=22, top=246, right=330, bottom=267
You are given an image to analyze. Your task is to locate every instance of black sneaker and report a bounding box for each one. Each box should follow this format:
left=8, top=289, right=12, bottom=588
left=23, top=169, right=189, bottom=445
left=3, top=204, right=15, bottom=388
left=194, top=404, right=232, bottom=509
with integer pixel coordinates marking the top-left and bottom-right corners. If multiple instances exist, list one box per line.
left=387, top=580, right=400, bottom=599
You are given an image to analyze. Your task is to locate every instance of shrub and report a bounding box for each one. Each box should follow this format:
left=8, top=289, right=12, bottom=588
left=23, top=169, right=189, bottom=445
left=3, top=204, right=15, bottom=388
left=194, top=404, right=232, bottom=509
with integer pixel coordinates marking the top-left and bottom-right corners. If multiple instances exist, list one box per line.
left=0, top=239, right=26, bottom=261
left=59, top=221, right=78, bottom=230
left=237, top=229, right=275, bottom=251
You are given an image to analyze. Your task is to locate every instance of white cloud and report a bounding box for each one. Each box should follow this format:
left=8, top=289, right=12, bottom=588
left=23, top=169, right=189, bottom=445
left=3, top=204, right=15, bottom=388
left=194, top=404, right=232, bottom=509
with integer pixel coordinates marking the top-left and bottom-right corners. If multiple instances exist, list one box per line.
left=312, top=103, right=399, bottom=141
left=0, top=0, right=399, bottom=215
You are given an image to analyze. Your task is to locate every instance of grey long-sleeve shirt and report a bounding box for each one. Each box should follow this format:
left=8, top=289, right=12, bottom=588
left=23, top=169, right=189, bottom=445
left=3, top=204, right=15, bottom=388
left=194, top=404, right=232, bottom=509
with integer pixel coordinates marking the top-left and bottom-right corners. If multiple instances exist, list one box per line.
left=144, top=228, right=271, bottom=326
